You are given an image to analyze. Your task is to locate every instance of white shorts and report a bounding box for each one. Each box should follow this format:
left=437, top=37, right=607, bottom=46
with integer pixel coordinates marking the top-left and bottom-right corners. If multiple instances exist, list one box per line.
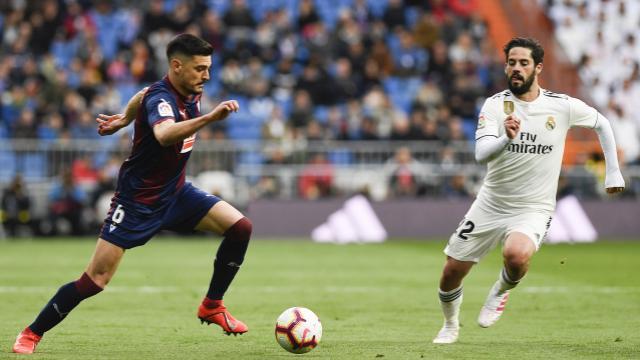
left=444, top=207, right=552, bottom=263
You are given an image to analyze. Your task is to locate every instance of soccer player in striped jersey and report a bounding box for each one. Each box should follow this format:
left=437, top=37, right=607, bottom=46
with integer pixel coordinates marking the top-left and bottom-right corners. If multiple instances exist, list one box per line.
left=13, top=34, right=251, bottom=354
left=432, top=37, right=625, bottom=344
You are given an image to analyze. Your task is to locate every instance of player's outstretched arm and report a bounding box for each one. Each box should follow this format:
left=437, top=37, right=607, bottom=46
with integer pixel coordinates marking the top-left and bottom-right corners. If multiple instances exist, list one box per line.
left=97, top=87, right=148, bottom=136
left=153, top=100, right=239, bottom=146
left=593, top=114, right=625, bottom=194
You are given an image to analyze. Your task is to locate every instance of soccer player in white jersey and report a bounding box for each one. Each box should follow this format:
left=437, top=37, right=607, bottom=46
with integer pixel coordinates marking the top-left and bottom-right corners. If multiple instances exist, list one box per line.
left=432, top=37, right=625, bottom=344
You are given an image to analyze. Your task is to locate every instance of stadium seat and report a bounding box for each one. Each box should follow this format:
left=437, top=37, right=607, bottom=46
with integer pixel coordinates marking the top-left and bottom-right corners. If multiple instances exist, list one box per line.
left=384, top=77, right=421, bottom=114
left=208, top=0, right=229, bottom=14
left=313, top=106, right=330, bottom=124
left=367, top=0, right=388, bottom=18
left=327, top=148, right=354, bottom=166
left=462, top=119, right=477, bottom=141
left=0, top=150, right=17, bottom=181
left=236, top=151, right=264, bottom=184
left=227, top=125, right=263, bottom=141
left=19, top=153, right=48, bottom=180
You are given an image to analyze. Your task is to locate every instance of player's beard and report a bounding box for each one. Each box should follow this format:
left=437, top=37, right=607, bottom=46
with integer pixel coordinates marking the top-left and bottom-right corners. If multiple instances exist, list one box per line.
left=507, top=73, right=535, bottom=95
left=191, top=83, right=205, bottom=95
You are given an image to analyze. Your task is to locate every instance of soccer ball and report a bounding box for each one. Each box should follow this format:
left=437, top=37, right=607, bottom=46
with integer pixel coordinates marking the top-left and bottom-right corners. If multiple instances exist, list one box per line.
left=275, top=307, right=322, bottom=354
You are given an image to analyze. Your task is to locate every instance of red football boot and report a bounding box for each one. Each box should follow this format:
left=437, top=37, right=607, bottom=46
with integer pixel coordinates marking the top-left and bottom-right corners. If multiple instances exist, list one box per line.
left=198, top=300, right=248, bottom=336
left=12, top=327, right=42, bottom=354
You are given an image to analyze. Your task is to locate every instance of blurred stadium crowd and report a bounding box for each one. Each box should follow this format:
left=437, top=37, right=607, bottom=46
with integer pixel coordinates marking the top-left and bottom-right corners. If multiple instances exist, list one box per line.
left=0, top=0, right=638, bottom=236
left=543, top=0, right=640, bottom=166
left=0, top=0, right=502, bottom=144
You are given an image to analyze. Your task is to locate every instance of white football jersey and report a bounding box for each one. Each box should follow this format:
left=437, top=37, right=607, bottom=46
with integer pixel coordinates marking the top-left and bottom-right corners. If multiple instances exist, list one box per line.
left=474, top=88, right=599, bottom=214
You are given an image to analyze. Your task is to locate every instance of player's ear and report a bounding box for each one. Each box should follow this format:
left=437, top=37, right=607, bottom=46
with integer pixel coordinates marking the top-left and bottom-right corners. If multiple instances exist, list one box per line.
left=535, top=62, right=543, bottom=75
left=170, top=57, right=182, bottom=73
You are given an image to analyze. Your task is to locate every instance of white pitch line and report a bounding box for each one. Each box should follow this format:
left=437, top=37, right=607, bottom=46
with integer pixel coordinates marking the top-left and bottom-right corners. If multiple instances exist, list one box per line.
left=1, top=285, right=638, bottom=294
left=0, top=286, right=181, bottom=294
left=522, top=286, right=640, bottom=294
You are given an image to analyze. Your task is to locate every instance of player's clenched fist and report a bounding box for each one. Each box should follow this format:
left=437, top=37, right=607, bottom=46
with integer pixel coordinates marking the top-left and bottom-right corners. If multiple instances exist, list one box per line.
left=210, top=100, right=239, bottom=121
left=504, top=115, right=521, bottom=139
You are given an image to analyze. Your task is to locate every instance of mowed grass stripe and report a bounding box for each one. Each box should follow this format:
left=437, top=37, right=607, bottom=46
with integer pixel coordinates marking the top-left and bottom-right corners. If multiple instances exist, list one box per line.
left=1, top=239, right=639, bottom=359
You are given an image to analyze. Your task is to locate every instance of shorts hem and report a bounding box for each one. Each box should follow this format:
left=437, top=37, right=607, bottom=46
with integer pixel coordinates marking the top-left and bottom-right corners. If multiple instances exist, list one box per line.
left=99, top=231, right=146, bottom=250
left=443, top=248, right=479, bottom=263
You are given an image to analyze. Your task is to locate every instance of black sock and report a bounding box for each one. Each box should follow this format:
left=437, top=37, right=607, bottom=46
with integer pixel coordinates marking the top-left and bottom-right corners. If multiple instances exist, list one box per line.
left=207, top=217, right=252, bottom=300
left=29, top=273, right=103, bottom=336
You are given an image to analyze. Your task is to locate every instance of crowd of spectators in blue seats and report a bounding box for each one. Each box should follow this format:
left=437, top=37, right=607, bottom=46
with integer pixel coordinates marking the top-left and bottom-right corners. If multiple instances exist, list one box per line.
left=0, top=0, right=503, bottom=149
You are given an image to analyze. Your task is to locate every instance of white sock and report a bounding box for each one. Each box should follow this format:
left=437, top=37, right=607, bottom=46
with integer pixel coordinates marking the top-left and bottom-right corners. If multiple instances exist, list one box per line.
left=438, top=285, right=463, bottom=327
left=496, top=268, right=520, bottom=294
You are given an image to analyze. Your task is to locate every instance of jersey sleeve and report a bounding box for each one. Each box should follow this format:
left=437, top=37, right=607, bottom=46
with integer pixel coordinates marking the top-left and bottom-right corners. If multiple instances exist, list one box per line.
left=568, top=96, right=598, bottom=128
left=475, top=97, right=502, bottom=140
left=144, top=90, right=177, bottom=127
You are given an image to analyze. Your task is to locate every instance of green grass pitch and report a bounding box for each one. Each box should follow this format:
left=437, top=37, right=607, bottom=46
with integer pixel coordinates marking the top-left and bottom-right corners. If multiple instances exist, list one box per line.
left=1, top=238, right=639, bottom=359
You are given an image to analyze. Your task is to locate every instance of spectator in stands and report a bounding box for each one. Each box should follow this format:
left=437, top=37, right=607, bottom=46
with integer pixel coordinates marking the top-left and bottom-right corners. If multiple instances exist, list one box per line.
left=223, top=0, right=256, bottom=42
left=289, top=89, right=314, bottom=129
left=442, top=173, right=471, bottom=199
left=48, top=169, right=87, bottom=236
left=219, top=58, right=246, bottom=94
left=297, top=0, right=321, bottom=34
left=414, top=13, right=440, bottom=50
left=359, top=116, right=380, bottom=140
left=607, top=101, right=640, bottom=165
left=37, top=112, right=64, bottom=142
left=392, top=29, right=428, bottom=77
left=370, top=39, right=395, bottom=77
left=262, top=106, right=288, bottom=141
left=333, top=58, right=359, bottom=101
left=12, top=109, right=37, bottom=138
left=89, top=155, right=119, bottom=229
left=421, top=118, right=442, bottom=141
left=383, top=0, right=407, bottom=30
left=298, top=153, right=335, bottom=200
left=71, top=153, right=100, bottom=187
left=0, top=0, right=552, bottom=202
left=326, top=106, right=350, bottom=140
left=1, top=174, right=35, bottom=237
left=385, top=146, right=423, bottom=198
left=360, top=58, right=384, bottom=95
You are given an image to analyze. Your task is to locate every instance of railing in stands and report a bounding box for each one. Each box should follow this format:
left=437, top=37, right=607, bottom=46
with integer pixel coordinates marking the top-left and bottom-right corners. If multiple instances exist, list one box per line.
left=0, top=139, right=637, bottom=203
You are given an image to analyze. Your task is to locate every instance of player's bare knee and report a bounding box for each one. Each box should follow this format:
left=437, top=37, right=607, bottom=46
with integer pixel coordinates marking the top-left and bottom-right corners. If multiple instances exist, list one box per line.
left=503, top=250, right=530, bottom=271
left=86, top=270, right=113, bottom=288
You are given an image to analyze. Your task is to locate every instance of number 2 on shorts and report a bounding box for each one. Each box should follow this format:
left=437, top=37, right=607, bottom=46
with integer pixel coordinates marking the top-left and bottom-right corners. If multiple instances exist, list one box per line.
left=457, top=220, right=475, bottom=240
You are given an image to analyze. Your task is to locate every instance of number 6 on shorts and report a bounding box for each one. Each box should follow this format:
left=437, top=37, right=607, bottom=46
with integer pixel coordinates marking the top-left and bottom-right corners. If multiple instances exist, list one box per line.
left=112, top=204, right=125, bottom=224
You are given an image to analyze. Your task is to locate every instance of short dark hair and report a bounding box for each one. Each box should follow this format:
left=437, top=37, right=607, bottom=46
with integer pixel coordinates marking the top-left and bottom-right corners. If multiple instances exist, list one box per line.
left=166, top=33, right=213, bottom=60
left=503, top=37, right=544, bottom=65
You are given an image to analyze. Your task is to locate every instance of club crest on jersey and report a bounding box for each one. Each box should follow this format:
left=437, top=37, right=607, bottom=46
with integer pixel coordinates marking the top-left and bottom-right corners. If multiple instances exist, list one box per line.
left=546, top=116, right=556, bottom=130
left=503, top=101, right=514, bottom=115
left=478, top=113, right=486, bottom=129
left=158, top=99, right=174, bottom=117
